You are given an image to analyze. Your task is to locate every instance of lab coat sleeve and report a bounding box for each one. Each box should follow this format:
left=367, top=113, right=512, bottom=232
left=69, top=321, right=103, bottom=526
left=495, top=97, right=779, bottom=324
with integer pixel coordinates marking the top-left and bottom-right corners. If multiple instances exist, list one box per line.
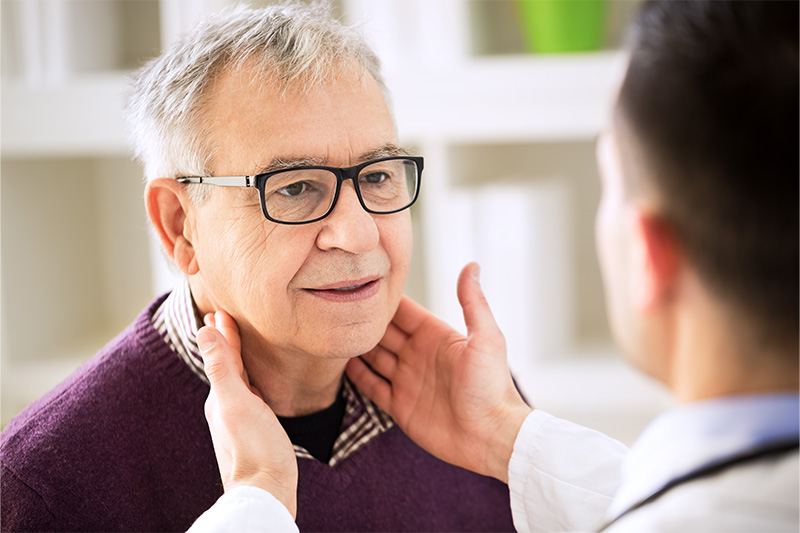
left=187, top=486, right=298, bottom=533
left=508, top=410, right=628, bottom=532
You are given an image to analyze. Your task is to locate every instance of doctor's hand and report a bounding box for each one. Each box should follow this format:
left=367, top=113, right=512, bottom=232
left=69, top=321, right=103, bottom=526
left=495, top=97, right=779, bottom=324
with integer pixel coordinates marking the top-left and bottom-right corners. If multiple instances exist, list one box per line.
left=346, top=263, right=532, bottom=483
left=198, top=311, right=298, bottom=519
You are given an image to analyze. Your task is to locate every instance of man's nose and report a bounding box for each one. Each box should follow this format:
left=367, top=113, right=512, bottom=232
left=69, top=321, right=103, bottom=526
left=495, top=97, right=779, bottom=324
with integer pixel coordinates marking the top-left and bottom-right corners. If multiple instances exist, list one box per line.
left=315, top=181, right=380, bottom=253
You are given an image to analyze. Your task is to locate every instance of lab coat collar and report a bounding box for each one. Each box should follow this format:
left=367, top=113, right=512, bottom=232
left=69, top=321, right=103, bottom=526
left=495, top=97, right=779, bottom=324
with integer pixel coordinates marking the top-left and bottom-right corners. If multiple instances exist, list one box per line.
left=608, top=393, right=800, bottom=518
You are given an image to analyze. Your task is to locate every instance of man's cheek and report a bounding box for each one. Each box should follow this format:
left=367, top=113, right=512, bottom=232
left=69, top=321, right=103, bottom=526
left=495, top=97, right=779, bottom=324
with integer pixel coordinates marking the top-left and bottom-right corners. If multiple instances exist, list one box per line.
left=385, top=219, right=413, bottom=280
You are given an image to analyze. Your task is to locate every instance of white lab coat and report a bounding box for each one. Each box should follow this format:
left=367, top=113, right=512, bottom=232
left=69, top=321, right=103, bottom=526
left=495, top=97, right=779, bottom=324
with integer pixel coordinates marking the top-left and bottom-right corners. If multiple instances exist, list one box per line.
left=510, top=394, right=799, bottom=532
left=188, top=486, right=297, bottom=533
left=189, top=394, right=799, bottom=533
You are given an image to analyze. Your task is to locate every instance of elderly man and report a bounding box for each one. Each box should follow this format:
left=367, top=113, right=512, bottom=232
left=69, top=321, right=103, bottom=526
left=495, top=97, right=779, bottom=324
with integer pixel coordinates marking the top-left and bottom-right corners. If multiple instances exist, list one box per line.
left=0, top=4, right=515, bottom=532
left=190, top=1, right=799, bottom=531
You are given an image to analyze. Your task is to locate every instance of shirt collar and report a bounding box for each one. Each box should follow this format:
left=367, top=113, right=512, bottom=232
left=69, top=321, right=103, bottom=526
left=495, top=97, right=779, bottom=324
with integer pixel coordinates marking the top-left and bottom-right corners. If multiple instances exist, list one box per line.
left=609, top=393, right=800, bottom=517
left=152, top=277, right=207, bottom=383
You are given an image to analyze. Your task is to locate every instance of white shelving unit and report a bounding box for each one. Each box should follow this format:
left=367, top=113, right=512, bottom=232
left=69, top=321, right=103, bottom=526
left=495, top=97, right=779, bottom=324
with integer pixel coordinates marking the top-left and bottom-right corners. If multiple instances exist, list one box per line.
left=1, top=0, right=671, bottom=440
left=1, top=0, right=167, bottom=426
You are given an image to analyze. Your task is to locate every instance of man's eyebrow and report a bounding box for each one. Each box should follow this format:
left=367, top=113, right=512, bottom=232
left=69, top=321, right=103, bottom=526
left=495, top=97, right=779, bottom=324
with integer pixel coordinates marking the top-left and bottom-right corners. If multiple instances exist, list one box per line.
left=254, top=145, right=411, bottom=174
left=255, top=157, right=323, bottom=175
left=356, top=144, right=410, bottom=163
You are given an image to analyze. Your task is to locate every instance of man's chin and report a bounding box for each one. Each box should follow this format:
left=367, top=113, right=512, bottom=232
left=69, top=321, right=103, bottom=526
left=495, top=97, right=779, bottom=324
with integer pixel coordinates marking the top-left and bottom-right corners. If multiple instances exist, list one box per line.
left=308, top=326, right=385, bottom=360
left=318, top=340, right=381, bottom=360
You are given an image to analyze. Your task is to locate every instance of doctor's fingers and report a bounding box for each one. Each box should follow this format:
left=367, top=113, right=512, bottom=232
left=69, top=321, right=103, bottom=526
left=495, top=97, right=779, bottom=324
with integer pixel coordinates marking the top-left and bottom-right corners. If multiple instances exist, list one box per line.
left=389, top=295, right=437, bottom=336
left=346, top=357, right=393, bottom=412
left=203, top=311, right=242, bottom=353
left=359, top=345, right=398, bottom=381
left=376, top=322, right=410, bottom=356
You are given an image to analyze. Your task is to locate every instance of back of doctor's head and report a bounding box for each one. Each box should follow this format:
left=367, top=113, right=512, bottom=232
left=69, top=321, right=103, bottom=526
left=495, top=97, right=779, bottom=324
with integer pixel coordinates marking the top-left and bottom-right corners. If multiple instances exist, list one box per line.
left=615, top=0, right=799, bottom=353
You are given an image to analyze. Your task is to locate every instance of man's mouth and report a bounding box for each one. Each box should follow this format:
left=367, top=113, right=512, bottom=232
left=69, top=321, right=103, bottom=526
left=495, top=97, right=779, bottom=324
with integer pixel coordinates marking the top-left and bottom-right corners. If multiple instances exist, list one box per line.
left=306, top=278, right=381, bottom=302
left=331, top=282, right=370, bottom=291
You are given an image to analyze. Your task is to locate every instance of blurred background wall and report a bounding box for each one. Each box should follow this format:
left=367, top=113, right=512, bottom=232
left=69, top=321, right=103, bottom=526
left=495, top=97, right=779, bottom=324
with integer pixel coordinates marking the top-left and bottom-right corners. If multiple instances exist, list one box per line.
left=1, top=0, right=671, bottom=443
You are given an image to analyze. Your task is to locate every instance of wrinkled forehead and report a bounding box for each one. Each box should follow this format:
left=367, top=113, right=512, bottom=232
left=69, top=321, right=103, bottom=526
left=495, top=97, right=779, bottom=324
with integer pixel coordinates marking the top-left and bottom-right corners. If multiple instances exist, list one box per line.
left=202, top=62, right=397, bottom=174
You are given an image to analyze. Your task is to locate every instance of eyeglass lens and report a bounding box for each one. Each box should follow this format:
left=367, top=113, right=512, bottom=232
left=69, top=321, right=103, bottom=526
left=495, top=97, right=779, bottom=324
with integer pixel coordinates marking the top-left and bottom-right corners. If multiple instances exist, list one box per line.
left=262, top=159, right=418, bottom=223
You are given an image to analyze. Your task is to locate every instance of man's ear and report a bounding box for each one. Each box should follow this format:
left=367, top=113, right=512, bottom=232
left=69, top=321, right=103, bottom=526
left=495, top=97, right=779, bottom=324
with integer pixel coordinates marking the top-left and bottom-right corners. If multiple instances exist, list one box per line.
left=145, top=178, right=199, bottom=276
left=630, top=210, right=680, bottom=312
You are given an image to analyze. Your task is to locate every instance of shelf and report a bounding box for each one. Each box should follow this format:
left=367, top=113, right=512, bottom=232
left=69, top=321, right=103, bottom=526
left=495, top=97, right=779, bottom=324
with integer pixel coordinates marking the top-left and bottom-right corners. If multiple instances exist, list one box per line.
left=0, top=0, right=160, bottom=79
left=0, top=51, right=625, bottom=157
left=389, top=51, right=627, bottom=144
left=1, top=72, right=131, bottom=156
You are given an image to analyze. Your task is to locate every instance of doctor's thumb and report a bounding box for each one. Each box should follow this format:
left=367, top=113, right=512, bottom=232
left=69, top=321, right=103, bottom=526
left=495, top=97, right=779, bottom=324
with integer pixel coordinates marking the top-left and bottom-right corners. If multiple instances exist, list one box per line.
left=457, top=262, right=502, bottom=342
left=198, top=327, right=233, bottom=388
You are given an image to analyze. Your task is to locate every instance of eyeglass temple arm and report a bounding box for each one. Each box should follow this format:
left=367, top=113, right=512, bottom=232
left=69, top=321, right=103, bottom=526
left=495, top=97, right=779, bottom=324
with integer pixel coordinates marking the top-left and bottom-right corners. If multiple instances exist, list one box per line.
left=176, top=176, right=255, bottom=187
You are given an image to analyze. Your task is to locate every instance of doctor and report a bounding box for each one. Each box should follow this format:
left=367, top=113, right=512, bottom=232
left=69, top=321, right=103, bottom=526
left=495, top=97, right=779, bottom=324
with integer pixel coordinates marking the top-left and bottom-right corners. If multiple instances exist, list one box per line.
left=190, top=0, right=799, bottom=531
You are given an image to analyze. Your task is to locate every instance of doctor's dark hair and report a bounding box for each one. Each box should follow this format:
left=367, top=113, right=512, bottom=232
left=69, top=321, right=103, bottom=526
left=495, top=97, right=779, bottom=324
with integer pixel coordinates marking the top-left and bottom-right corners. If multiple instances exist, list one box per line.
left=125, top=2, right=389, bottom=198
left=616, top=0, right=799, bottom=346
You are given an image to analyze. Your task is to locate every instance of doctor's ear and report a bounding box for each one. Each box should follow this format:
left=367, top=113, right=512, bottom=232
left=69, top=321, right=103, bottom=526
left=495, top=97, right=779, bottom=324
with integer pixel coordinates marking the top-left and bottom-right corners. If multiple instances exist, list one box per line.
left=630, top=210, right=681, bottom=311
left=145, top=178, right=199, bottom=276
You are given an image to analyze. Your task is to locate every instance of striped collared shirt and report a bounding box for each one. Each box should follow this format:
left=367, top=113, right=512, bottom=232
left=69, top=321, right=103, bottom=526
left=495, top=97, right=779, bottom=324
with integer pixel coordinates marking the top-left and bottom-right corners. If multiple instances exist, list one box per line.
left=151, top=279, right=394, bottom=466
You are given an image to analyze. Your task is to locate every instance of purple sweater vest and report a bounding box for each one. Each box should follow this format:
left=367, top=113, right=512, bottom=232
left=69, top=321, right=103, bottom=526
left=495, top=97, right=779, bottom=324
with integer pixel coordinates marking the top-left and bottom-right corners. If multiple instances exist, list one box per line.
left=1, top=296, right=515, bottom=532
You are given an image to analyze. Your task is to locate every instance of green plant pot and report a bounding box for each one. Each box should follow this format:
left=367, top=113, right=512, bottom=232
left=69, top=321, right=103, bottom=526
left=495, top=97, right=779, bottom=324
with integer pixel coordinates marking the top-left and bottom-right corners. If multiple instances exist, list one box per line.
left=518, top=0, right=606, bottom=54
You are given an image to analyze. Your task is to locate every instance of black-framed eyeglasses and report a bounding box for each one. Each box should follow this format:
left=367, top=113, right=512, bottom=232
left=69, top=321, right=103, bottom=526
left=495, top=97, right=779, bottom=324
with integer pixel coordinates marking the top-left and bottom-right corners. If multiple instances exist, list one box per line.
left=176, top=156, right=423, bottom=225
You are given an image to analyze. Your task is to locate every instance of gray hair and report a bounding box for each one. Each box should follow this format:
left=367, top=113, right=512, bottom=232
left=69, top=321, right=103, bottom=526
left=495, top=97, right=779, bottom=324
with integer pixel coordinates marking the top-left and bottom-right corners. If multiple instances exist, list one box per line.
left=125, top=1, right=390, bottom=197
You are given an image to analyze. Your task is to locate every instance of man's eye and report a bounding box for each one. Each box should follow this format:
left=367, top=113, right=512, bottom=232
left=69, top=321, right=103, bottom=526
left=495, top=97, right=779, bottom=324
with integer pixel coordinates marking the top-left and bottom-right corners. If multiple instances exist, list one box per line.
left=278, top=182, right=308, bottom=196
left=361, top=172, right=389, bottom=185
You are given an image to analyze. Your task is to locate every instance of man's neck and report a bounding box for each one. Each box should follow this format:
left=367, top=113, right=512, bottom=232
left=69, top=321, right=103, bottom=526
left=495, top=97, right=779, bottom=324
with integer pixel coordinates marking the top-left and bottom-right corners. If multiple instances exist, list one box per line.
left=239, top=328, right=348, bottom=417
left=187, top=278, right=346, bottom=417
